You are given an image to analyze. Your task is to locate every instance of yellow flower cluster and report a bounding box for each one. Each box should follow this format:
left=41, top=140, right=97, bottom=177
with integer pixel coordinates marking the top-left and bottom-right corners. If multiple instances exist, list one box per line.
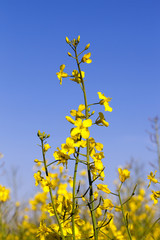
left=0, top=184, right=10, bottom=202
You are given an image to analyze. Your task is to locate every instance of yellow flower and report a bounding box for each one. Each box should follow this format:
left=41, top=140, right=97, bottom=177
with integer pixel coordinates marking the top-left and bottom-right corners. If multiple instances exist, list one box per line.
left=70, top=70, right=85, bottom=84
left=56, top=64, right=68, bottom=85
left=34, top=171, right=43, bottom=186
left=71, top=118, right=92, bottom=139
left=97, top=184, right=111, bottom=194
left=88, top=137, right=103, bottom=157
left=53, top=147, right=70, bottom=167
left=37, top=221, right=52, bottom=240
left=101, top=198, right=114, bottom=210
left=150, top=190, right=160, bottom=204
left=44, top=143, right=51, bottom=152
left=97, top=92, right=112, bottom=112
left=81, top=52, right=92, bottom=63
left=70, top=104, right=86, bottom=119
left=74, top=139, right=87, bottom=148
left=0, top=185, right=10, bottom=202
left=61, top=137, right=75, bottom=155
left=95, top=112, right=109, bottom=127
left=147, top=171, right=158, bottom=188
left=118, top=168, right=130, bottom=183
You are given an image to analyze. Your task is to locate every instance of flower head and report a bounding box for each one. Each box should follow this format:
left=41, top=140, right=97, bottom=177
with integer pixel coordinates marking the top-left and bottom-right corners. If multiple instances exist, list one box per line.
left=71, top=118, right=92, bottom=139
left=0, top=185, right=10, bottom=202
left=147, top=171, right=158, bottom=188
left=44, top=143, right=51, bottom=152
left=97, top=92, right=112, bottom=112
left=150, top=190, right=160, bottom=204
left=56, top=64, right=68, bottom=85
left=81, top=52, right=92, bottom=64
left=97, top=184, right=111, bottom=194
left=118, top=168, right=130, bottom=183
left=70, top=70, right=85, bottom=84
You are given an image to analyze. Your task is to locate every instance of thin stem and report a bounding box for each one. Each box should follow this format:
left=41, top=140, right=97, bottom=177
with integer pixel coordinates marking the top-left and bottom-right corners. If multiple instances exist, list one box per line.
left=75, top=47, right=98, bottom=240
left=118, top=183, right=132, bottom=240
left=88, top=102, right=100, bottom=107
left=72, top=146, right=80, bottom=240
left=41, top=139, right=64, bottom=240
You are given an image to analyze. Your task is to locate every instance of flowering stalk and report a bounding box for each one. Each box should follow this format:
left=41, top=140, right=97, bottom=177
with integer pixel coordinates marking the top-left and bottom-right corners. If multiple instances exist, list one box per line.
left=40, top=138, right=65, bottom=240
left=74, top=47, right=98, bottom=240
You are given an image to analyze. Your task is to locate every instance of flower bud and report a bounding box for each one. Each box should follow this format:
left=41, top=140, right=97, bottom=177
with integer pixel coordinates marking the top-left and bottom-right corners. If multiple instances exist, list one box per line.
left=66, top=37, right=70, bottom=44
left=85, top=43, right=90, bottom=50
left=67, top=52, right=72, bottom=57
left=77, top=35, right=80, bottom=42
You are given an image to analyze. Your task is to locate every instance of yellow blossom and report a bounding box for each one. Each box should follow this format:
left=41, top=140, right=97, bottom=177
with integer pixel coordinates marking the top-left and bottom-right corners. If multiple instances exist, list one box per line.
left=97, top=184, right=111, bottom=194
left=70, top=70, right=85, bottom=84
left=34, top=171, right=43, bottom=186
left=70, top=104, right=85, bottom=119
left=56, top=64, right=68, bottom=85
left=61, top=137, right=75, bottom=155
left=118, top=168, right=130, bottom=183
left=89, top=137, right=103, bottom=157
left=147, top=171, right=158, bottom=188
left=0, top=185, right=10, bottom=202
left=97, top=92, right=112, bottom=112
left=150, top=190, right=160, bottom=204
left=43, top=143, right=51, bottom=152
left=81, top=52, right=92, bottom=63
left=37, top=221, right=52, bottom=240
left=71, top=118, right=92, bottom=139
left=53, top=147, right=70, bottom=167
left=101, top=198, right=114, bottom=210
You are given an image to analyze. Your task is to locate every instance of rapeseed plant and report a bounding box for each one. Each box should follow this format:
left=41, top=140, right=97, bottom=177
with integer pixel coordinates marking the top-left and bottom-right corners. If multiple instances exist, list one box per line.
left=0, top=36, right=160, bottom=240
left=33, top=36, right=160, bottom=239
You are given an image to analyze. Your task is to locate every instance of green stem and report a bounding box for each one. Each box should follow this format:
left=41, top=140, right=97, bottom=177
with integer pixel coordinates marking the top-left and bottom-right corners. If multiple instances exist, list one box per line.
left=41, top=139, right=65, bottom=240
left=118, top=183, right=132, bottom=240
left=72, top=146, right=80, bottom=240
left=75, top=48, right=98, bottom=240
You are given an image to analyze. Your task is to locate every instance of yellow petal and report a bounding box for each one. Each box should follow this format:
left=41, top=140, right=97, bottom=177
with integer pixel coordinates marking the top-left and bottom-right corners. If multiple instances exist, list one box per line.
left=104, top=102, right=112, bottom=112
left=81, top=128, right=90, bottom=139
left=83, top=119, right=92, bottom=127
left=74, top=118, right=82, bottom=127
left=71, top=127, right=80, bottom=137
left=97, top=184, right=111, bottom=194
left=78, top=104, right=85, bottom=112
left=95, top=143, right=103, bottom=151
left=85, top=59, right=92, bottom=64
left=97, top=92, right=105, bottom=100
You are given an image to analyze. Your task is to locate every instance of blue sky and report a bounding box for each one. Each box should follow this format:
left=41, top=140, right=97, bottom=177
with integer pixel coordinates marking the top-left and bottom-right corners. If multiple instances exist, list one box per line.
left=0, top=1, right=160, bottom=200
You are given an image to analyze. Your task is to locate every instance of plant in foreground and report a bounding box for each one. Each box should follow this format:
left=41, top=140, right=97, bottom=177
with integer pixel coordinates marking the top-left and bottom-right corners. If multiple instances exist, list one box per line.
left=33, top=36, right=160, bottom=240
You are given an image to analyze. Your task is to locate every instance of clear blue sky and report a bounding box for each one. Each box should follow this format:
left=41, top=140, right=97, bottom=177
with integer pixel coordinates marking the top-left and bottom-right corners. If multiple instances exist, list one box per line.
left=0, top=1, right=160, bottom=200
